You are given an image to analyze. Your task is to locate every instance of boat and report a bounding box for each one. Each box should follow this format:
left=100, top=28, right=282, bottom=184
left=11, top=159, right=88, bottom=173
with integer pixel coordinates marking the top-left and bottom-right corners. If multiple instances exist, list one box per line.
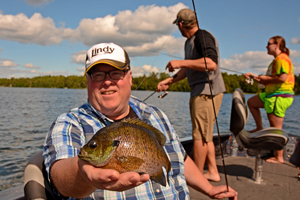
left=1, top=89, right=300, bottom=200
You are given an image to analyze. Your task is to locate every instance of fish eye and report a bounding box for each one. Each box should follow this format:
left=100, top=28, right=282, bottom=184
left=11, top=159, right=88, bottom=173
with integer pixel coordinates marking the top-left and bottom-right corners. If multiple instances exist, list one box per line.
left=113, top=140, right=120, bottom=147
left=88, top=141, right=97, bottom=149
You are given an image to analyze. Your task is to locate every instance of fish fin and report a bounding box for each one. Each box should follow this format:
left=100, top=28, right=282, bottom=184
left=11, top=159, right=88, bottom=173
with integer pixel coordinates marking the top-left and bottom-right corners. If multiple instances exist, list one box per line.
left=167, top=160, right=172, bottom=174
left=121, top=118, right=166, bottom=146
left=151, top=166, right=169, bottom=187
left=117, top=156, right=144, bottom=171
left=93, top=146, right=118, bottom=167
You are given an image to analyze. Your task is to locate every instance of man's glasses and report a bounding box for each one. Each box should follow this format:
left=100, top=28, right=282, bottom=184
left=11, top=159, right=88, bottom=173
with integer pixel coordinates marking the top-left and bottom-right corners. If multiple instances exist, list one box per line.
left=88, top=68, right=130, bottom=82
left=267, top=42, right=276, bottom=46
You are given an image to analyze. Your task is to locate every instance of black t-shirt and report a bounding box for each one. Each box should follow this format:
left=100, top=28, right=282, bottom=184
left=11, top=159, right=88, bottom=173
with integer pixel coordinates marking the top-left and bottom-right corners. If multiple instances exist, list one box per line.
left=185, top=29, right=226, bottom=96
left=114, top=106, right=138, bottom=122
left=193, top=29, right=218, bottom=65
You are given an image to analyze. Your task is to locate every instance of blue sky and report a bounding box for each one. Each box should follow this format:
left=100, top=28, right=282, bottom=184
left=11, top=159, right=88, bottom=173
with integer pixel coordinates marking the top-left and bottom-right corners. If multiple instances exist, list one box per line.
left=0, top=0, right=300, bottom=78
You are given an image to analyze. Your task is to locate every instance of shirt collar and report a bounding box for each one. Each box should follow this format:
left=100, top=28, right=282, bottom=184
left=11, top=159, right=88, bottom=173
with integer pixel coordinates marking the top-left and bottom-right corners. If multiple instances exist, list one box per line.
left=85, top=96, right=152, bottom=124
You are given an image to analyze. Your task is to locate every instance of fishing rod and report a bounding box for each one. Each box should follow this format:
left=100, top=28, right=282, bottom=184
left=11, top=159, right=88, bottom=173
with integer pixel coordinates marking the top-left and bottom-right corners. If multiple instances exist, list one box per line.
left=191, top=0, right=231, bottom=194
left=143, top=91, right=169, bottom=102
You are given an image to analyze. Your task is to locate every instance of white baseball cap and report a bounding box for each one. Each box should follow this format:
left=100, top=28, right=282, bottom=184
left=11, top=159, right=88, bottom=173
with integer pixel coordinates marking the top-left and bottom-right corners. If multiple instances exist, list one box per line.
left=85, top=43, right=130, bottom=75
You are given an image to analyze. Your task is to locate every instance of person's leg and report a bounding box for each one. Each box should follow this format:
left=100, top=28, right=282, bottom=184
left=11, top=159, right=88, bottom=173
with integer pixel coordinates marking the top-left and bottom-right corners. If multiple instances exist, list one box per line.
left=190, top=95, right=209, bottom=174
left=247, top=94, right=265, bottom=132
left=266, top=113, right=285, bottom=163
left=203, top=93, right=223, bottom=182
left=265, top=96, right=293, bottom=163
left=203, top=141, right=220, bottom=182
left=193, top=139, right=207, bottom=173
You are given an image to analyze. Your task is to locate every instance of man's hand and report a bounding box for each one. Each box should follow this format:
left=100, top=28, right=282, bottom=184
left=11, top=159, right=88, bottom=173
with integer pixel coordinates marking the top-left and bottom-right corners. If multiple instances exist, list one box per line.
left=243, top=72, right=257, bottom=79
left=78, top=159, right=150, bottom=192
left=157, top=78, right=172, bottom=93
left=166, top=60, right=182, bottom=73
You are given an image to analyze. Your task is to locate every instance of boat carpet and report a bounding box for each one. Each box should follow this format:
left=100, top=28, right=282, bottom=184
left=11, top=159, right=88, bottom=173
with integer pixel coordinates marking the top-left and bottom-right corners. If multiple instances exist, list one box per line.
left=189, top=156, right=300, bottom=200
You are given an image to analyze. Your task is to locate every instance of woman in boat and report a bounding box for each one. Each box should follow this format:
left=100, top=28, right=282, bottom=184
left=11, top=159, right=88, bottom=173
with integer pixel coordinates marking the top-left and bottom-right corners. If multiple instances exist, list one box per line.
left=244, top=35, right=295, bottom=164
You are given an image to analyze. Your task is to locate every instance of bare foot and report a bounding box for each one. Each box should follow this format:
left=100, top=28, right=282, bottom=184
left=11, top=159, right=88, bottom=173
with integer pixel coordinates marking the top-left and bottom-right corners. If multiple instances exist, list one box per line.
left=266, top=157, right=284, bottom=164
left=249, top=128, right=262, bottom=133
left=204, top=173, right=220, bottom=182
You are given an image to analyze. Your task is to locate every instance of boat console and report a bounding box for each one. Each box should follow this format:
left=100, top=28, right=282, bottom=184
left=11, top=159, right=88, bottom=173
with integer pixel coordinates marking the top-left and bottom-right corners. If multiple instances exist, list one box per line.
left=230, top=88, right=289, bottom=184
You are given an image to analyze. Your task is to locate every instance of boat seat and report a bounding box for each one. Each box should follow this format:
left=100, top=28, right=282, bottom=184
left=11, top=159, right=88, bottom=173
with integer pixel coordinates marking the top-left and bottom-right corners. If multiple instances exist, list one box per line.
left=229, top=88, right=289, bottom=184
left=24, top=150, right=57, bottom=199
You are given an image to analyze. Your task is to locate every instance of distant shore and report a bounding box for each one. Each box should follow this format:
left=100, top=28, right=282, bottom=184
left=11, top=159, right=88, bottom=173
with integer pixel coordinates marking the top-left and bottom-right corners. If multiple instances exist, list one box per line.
left=1, top=72, right=299, bottom=94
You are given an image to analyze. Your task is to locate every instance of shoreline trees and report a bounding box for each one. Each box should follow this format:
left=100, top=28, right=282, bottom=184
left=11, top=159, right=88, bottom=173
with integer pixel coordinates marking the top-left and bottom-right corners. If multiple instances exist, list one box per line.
left=1, top=72, right=299, bottom=94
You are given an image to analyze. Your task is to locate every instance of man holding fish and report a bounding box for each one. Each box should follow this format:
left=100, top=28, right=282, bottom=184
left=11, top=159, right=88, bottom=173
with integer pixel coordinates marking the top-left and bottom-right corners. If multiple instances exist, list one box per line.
left=43, top=42, right=237, bottom=199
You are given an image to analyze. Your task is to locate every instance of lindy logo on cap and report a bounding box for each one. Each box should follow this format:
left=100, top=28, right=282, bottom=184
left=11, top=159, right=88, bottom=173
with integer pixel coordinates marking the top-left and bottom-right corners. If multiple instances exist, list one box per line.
left=91, top=46, right=115, bottom=58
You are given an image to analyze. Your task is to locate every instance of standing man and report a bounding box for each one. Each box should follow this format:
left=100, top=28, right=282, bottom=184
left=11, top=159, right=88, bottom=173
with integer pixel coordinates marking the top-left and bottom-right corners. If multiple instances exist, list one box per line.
left=157, top=8, right=226, bottom=182
left=43, top=42, right=237, bottom=199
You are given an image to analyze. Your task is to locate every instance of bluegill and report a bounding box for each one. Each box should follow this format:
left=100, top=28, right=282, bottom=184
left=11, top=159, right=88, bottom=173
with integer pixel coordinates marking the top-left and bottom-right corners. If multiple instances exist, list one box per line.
left=78, top=118, right=171, bottom=187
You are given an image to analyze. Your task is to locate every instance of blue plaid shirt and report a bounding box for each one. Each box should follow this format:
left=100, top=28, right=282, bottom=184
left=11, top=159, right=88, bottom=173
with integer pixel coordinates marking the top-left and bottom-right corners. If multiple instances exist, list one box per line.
left=44, top=95, right=189, bottom=199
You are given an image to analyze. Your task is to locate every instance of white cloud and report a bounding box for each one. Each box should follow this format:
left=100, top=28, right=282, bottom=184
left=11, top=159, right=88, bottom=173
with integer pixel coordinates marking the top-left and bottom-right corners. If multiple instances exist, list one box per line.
left=0, top=67, right=71, bottom=78
left=291, top=37, right=300, bottom=44
left=124, top=35, right=185, bottom=57
left=0, top=3, right=188, bottom=78
left=71, top=50, right=86, bottom=65
left=0, top=3, right=185, bottom=55
left=22, top=63, right=41, bottom=69
left=220, top=51, right=273, bottom=75
left=0, top=12, right=73, bottom=46
left=0, top=59, right=73, bottom=78
left=220, top=50, right=300, bottom=75
left=72, top=3, right=186, bottom=55
left=0, top=59, right=19, bottom=67
left=290, top=49, right=300, bottom=58
left=24, top=0, right=53, bottom=6
left=290, top=50, right=300, bottom=75
left=77, top=67, right=85, bottom=72
left=131, top=65, right=160, bottom=77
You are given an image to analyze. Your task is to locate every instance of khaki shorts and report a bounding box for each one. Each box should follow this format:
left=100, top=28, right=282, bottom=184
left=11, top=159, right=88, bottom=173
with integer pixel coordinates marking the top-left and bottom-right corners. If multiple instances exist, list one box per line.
left=189, top=93, right=223, bottom=142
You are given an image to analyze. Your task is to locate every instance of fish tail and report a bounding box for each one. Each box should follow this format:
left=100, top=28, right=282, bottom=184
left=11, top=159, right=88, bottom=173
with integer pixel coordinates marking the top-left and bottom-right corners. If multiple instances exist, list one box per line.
left=151, top=166, right=169, bottom=187
left=166, top=162, right=171, bottom=185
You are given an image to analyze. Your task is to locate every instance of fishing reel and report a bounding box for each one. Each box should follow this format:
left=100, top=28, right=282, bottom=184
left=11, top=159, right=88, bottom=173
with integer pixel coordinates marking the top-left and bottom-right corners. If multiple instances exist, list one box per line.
left=143, top=91, right=169, bottom=102
left=158, top=91, right=168, bottom=99
left=245, top=78, right=254, bottom=85
left=245, top=75, right=254, bottom=85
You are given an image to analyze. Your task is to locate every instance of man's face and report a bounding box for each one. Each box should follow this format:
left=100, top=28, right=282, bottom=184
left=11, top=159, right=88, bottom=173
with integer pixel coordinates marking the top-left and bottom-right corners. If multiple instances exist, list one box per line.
left=86, top=64, right=132, bottom=120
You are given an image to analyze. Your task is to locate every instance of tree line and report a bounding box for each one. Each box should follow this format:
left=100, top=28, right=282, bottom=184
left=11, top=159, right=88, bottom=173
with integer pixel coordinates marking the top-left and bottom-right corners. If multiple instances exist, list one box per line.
left=1, top=72, right=300, bottom=94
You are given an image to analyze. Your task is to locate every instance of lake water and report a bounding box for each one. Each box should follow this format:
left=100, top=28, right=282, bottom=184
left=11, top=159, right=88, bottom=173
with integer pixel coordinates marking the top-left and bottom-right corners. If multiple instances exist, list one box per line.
left=0, top=87, right=299, bottom=191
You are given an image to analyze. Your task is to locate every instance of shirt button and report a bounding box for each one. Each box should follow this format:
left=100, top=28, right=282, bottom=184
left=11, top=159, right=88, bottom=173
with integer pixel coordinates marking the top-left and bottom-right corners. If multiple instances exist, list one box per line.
left=156, top=189, right=160, bottom=193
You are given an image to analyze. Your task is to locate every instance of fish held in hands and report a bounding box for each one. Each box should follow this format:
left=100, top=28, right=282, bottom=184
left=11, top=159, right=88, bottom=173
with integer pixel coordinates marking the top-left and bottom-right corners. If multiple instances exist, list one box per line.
left=78, top=118, right=171, bottom=187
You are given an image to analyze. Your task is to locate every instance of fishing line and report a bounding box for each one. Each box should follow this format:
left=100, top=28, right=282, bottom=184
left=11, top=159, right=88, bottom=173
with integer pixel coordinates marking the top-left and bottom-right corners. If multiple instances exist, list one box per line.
left=192, top=0, right=230, bottom=193
left=135, top=4, right=186, bottom=91
left=147, top=49, right=246, bottom=75
left=135, top=25, right=179, bottom=91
